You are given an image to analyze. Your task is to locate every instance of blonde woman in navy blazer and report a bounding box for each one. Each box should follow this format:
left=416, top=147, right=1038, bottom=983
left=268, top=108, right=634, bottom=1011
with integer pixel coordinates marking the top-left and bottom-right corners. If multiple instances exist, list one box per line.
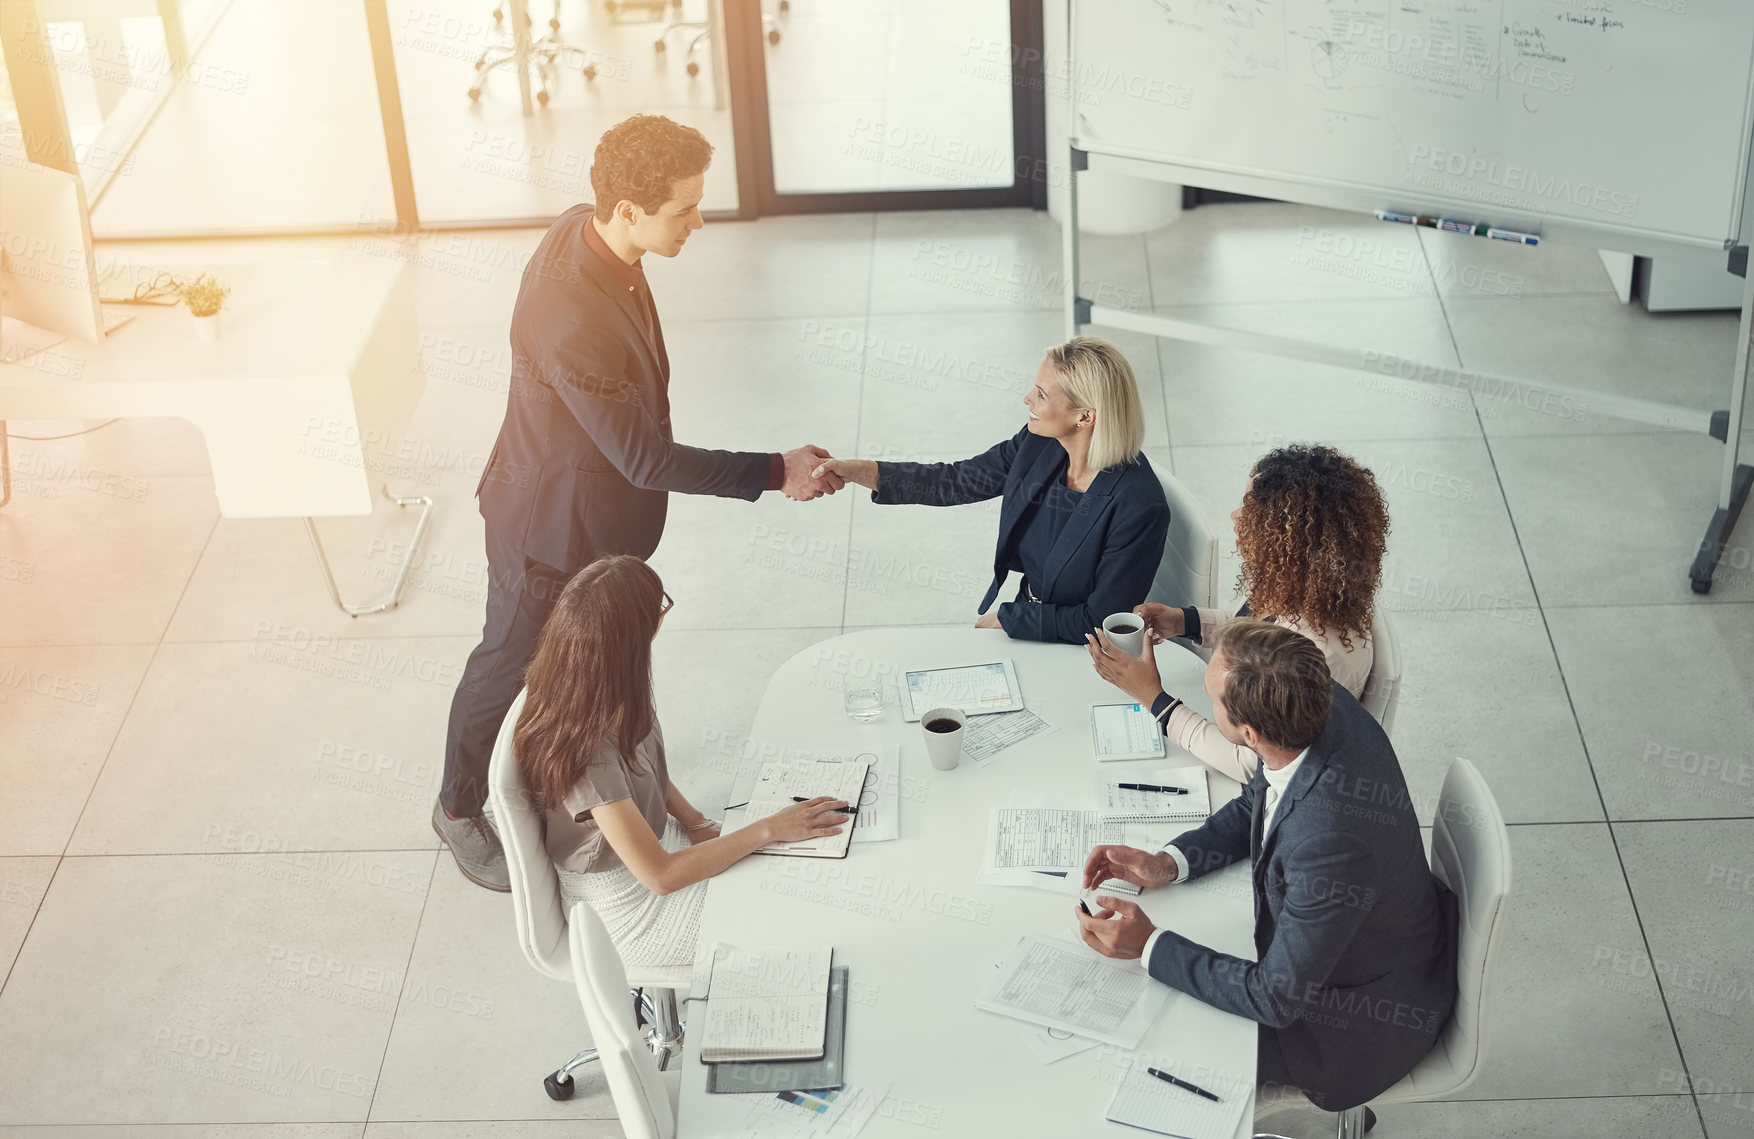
left=815, top=337, right=1170, bottom=645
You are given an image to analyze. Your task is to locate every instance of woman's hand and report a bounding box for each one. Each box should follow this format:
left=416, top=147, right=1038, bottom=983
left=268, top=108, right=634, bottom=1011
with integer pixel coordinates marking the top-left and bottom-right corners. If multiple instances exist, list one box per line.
left=1134, top=602, right=1185, bottom=644
left=761, top=797, right=850, bottom=844
left=812, top=458, right=879, bottom=491
left=974, top=609, right=1002, bottom=630
left=1085, top=629, right=1164, bottom=706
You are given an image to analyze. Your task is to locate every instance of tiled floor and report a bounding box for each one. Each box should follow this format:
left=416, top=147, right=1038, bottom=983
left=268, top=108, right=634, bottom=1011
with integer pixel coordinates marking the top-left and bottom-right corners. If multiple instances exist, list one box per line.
left=2, top=204, right=1752, bottom=1139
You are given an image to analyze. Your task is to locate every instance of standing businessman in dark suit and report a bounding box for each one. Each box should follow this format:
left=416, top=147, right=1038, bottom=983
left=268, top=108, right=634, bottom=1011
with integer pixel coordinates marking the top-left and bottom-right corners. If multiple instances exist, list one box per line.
left=1078, top=618, right=1458, bottom=1116
left=436, top=115, right=843, bottom=890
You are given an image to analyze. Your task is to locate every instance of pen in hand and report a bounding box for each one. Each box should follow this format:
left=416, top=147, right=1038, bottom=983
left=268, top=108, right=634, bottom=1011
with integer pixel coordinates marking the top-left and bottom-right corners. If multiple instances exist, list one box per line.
left=1118, top=783, right=1187, bottom=794
left=792, top=795, right=858, bottom=815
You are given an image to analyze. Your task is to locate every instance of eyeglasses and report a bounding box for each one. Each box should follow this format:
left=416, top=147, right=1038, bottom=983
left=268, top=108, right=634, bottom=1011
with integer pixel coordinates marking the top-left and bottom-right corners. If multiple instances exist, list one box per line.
left=660, top=590, right=674, bottom=617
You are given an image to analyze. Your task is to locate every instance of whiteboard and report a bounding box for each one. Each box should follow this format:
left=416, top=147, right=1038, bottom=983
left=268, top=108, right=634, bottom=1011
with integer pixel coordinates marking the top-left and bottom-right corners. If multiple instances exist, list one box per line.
left=1070, top=0, right=1754, bottom=252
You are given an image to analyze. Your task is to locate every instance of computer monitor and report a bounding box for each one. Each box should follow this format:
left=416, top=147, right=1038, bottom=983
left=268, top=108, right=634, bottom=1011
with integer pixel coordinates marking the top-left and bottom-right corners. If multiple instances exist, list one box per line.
left=0, top=160, right=106, bottom=345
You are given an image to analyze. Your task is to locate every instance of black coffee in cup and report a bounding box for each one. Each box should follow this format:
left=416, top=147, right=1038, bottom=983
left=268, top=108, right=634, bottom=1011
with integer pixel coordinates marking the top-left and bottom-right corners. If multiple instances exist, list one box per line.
left=924, top=717, right=961, bottom=733
left=1109, top=621, right=1141, bottom=634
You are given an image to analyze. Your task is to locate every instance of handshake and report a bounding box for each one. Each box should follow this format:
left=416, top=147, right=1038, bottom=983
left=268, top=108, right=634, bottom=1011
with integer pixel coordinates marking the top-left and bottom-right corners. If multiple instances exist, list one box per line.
left=780, top=445, right=879, bottom=502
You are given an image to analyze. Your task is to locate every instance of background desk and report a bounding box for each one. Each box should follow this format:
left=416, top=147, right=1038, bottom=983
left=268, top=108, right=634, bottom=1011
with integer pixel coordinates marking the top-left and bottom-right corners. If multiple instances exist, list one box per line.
left=679, top=627, right=1258, bottom=1139
left=1, top=256, right=418, bottom=519
left=1, top=255, right=429, bottom=613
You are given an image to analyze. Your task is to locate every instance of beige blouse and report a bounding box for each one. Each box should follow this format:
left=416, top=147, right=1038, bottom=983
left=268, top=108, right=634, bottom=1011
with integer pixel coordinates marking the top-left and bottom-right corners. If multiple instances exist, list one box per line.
left=1165, top=607, right=1373, bottom=783
left=543, top=724, right=670, bottom=874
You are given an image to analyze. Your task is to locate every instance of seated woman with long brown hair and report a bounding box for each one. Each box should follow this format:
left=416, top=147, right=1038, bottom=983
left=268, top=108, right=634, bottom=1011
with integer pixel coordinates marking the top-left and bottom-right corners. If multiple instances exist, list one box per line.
left=514, top=554, right=848, bottom=968
left=1087, top=443, right=1389, bottom=783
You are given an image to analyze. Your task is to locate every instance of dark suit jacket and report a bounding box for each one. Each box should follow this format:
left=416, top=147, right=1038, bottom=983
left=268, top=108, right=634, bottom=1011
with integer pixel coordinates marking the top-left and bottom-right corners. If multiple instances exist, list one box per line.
left=1149, top=683, right=1459, bottom=1111
left=475, top=204, right=771, bottom=571
left=872, top=428, right=1170, bottom=644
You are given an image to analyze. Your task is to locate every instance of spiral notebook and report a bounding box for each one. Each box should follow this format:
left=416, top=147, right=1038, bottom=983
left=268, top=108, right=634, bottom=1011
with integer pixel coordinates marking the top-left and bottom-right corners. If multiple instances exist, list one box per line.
left=1099, top=766, right=1211, bottom=822
left=1105, top=1056, right=1250, bottom=1139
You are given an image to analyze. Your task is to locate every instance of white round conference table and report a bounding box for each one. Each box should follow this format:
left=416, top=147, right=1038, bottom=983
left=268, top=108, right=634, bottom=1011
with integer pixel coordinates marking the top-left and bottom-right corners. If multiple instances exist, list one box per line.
left=677, top=627, right=1258, bottom=1139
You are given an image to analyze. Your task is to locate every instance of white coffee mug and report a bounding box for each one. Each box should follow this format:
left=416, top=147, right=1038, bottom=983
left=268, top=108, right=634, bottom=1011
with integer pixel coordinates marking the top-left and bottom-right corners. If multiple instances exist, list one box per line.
left=1101, top=611, right=1147, bottom=658
left=919, top=706, right=967, bottom=771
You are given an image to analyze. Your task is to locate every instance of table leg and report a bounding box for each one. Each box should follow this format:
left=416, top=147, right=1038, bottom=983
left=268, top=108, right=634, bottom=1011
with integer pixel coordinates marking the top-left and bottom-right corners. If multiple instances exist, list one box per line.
left=304, top=485, right=436, bottom=616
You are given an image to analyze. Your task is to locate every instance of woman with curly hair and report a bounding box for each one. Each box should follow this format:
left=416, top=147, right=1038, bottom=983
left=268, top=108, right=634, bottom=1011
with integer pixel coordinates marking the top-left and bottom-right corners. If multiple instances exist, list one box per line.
left=1086, top=444, right=1389, bottom=782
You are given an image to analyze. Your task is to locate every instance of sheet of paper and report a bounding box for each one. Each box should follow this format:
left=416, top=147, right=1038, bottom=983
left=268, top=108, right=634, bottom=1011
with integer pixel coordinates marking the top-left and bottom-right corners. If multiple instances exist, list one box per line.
left=1105, top=1054, right=1250, bottom=1139
left=967, top=957, right=1101, bottom=1065
left=1099, top=765, right=1212, bottom=821
left=972, top=867, right=1143, bottom=899
left=987, top=807, right=1127, bottom=871
left=739, top=1079, right=891, bottom=1139
left=973, top=934, right=1168, bottom=1050
left=963, top=706, right=1054, bottom=767
left=847, top=746, right=900, bottom=844
left=905, top=662, right=1014, bottom=715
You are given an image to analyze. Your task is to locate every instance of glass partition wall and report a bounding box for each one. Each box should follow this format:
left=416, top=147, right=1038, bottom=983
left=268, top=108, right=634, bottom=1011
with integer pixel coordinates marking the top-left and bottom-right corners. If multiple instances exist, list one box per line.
left=1, top=0, right=1045, bottom=236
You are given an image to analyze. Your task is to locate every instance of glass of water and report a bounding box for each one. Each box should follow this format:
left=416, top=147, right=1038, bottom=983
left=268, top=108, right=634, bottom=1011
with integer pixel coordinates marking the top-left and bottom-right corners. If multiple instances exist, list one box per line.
left=843, top=683, right=883, bottom=723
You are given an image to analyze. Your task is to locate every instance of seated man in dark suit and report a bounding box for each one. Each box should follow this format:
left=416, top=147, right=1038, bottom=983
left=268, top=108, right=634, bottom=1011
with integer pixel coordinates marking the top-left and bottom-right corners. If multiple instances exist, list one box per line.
left=1078, top=618, right=1457, bottom=1116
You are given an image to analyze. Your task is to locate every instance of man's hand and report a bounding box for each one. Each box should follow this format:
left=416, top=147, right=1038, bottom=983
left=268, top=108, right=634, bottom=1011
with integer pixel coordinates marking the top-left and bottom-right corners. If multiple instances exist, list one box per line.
left=1075, top=897, right=1156, bottom=960
left=1084, top=844, right=1179, bottom=891
left=974, top=610, right=1002, bottom=630
left=782, top=445, right=844, bottom=501
left=1085, top=629, right=1164, bottom=707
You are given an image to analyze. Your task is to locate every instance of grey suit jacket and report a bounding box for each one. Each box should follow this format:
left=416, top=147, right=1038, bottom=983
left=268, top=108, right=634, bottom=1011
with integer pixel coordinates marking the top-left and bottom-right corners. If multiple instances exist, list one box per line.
left=1148, top=682, right=1459, bottom=1111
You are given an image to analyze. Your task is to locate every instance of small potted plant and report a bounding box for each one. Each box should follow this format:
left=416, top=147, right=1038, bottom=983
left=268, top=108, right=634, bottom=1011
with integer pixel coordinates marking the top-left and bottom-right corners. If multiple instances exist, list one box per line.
left=178, top=274, right=231, bottom=341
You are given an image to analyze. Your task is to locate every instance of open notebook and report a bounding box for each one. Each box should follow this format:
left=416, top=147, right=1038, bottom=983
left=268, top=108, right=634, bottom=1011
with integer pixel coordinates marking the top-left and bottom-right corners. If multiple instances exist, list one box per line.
left=1105, top=1055, right=1250, bottom=1139
left=728, top=755, right=872, bottom=859
left=698, top=944, right=835, bottom=1064
left=1099, top=766, right=1211, bottom=823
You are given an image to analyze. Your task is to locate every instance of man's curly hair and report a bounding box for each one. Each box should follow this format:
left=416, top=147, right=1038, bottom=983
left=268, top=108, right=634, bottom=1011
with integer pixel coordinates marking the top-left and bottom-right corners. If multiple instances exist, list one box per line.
left=590, top=114, right=713, bottom=222
left=1234, top=444, right=1389, bottom=648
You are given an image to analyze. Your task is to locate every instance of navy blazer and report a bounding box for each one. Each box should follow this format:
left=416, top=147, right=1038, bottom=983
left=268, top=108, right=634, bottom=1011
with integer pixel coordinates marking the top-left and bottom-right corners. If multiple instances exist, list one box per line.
left=1150, top=683, right=1459, bottom=1112
left=474, top=204, right=771, bottom=571
left=872, top=428, right=1170, bottom=644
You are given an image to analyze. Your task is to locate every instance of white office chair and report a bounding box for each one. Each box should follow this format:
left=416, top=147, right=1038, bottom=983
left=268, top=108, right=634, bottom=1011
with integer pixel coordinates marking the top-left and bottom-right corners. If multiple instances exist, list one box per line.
left=487, top=688, right=689, bottom=1101
left=1255, top=757, right=1513, bottom=1139
left=1357, top=610, right=1402, bottom=737
left=1148, top=465, right=1222, bottom=613
left=570, top=899, right=681, bottom=1139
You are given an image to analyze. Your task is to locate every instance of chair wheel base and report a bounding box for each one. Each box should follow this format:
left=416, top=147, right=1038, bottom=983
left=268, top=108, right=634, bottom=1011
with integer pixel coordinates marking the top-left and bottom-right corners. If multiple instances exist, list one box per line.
left=544, top=1071, right=575, bottom=1101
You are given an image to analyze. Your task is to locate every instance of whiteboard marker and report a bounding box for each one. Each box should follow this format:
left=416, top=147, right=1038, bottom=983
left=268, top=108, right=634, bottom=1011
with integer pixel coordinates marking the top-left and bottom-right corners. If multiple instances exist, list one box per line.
left=1486, top=228, right=1540, bottom=245
left=1375, top=209, right=1418, bottom=225
left=1438, top=218, right=1478, bottom=234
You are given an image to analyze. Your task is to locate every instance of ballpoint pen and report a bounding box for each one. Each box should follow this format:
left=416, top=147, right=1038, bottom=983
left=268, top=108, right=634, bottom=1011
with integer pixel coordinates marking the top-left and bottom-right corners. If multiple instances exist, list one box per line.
left=792, top=795, right=859, bottom=815
left=1146, top=1067, right=1220, bottom=1102
left=1117, top=782, right=1187, bottom=794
